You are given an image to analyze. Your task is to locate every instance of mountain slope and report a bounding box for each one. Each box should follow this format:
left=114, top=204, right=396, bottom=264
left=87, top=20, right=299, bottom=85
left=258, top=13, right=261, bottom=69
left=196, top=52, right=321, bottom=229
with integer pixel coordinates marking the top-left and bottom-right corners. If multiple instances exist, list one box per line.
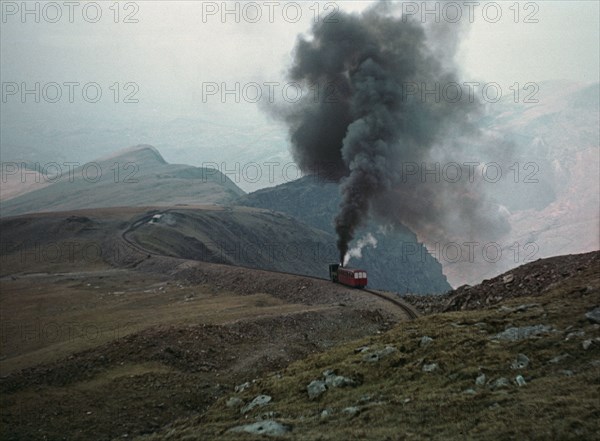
left=238, top=176, right=451, bottom=294
left=127, top=206, right=336, bottom=278
left=0, top=145, right=245, bottom=217
left=0, top=205, right=414, bottom=440
left=136, top=251, right=600, bottom=441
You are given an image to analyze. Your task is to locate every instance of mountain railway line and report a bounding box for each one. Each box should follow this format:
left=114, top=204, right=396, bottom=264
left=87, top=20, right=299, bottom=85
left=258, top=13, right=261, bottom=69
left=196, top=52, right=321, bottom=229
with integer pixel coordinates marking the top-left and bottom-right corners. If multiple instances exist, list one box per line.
left=120, top=209, right=420, bottom=320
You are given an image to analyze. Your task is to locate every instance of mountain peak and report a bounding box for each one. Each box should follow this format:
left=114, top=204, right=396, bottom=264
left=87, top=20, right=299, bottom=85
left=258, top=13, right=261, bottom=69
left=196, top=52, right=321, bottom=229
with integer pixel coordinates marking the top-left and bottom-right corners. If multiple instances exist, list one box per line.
left=97, top=144, right=167, bottom=165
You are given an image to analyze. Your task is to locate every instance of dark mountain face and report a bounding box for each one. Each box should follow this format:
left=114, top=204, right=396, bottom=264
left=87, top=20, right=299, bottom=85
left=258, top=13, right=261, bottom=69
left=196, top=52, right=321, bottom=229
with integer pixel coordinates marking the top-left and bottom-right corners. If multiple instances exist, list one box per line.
left=238, top=176, right=451, bottom=294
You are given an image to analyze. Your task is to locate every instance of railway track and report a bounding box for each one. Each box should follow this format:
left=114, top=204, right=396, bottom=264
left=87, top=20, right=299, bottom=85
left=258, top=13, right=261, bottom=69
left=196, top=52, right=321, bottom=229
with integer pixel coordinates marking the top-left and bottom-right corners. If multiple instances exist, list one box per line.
left=120, top=208, right=420, bottom=320
left=362, top=289, right=420, bottom=319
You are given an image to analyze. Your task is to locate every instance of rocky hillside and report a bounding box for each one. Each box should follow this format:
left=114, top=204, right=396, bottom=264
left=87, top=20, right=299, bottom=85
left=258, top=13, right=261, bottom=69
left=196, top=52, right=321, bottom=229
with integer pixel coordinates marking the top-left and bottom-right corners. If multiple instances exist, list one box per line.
left=0, top=145, right=244, bottom=216
left=133, top=251, right=600, bottom=440
left=238, top=176, right=451, bottom=294
left=404, top=251, right=599, bottom=315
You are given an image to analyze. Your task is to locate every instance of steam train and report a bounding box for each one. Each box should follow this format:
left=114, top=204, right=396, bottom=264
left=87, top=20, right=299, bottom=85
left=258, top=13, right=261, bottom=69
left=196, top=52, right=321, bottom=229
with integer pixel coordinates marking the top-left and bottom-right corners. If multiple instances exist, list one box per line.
left=329, top=263, right=368, bottom=288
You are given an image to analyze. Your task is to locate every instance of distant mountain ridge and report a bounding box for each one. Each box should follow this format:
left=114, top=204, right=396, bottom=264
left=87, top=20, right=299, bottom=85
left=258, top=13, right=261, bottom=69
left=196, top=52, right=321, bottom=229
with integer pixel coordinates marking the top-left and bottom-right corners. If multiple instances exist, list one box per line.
left=0, top=145, right=245, bottom=217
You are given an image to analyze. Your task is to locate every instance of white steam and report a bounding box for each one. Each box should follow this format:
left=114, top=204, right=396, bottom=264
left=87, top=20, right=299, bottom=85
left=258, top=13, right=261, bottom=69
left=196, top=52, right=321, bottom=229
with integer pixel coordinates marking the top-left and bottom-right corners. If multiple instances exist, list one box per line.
left=343, top=233, right=378, bottom=266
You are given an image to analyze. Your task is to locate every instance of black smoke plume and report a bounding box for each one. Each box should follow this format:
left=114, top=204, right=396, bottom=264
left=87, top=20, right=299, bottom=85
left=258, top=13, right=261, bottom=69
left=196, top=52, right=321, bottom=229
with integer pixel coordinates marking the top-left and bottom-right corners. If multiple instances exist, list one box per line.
left=272, top=4, right=509, bottom=263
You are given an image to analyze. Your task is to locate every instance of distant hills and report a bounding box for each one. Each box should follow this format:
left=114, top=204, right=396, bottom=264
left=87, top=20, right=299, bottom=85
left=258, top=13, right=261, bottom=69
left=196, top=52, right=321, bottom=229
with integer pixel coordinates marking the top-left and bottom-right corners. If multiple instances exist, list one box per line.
left=0, top=145, right=451, bottom=294
left=0, top=145, right=244, bottom=217
left=1, top=80, right=596, bottom=289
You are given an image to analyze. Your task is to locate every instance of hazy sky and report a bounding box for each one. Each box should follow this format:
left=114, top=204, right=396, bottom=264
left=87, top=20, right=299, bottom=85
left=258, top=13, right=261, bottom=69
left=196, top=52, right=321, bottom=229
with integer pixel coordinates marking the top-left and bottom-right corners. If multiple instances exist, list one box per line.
left=1, top=1, right=598, bottom=152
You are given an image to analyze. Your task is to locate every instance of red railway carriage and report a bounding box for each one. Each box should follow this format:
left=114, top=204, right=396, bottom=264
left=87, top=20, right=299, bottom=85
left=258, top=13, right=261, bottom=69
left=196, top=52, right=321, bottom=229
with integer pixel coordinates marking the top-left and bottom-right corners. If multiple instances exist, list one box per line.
left=329, top=264, right=367, bottom=288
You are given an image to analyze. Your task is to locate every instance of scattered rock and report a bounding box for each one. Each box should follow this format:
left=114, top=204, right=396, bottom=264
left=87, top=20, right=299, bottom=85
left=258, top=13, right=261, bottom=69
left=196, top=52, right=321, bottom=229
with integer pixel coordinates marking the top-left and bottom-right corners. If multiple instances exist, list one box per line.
left=258, top=411, right=280, bottom=420
left=235, top=382, right=251, bottom=393
left=503, top=274, right=514, bottom=284
left=492, top=324, right=554, bottom=341
left=490, top=377, right=510, bottom=390
left=324, top=373, right=356, bottom=388
left=549, top=353, right=570, bottom=364
left=419, top=336, right=434, bottom=348
left=511, top=354, right=530, bottom=369
left=241, top=395, right=272, bottom=414
left=358, top=394, right=373, bottom=403
left=560, top=370, right=574, bottom=377
left=422, top=363, right=438, bottom=373
left=307, top=380, right=327, bottom=400
left=363, top=346, right=397, bottom=363
left=354, top=346, right=370, bottom=354
left=342, top=406, right=361, bottom=417
left=377, top=346, right=398, bottom=358
left=475, top=373, right=487, bottom=386
left=582, top=340, right=593, bottom=350
left=566, top=330, right=585, bottom=340
left=463, top=388, right=477, bottom=395
left=320, top=408, right=333, bottom=419
left=226, top=397, right=244, bottom=408
left=307, top=369, right=359, bottom=400
left=363, top=353, right=380, bottom=363
left=585, top=307, right=600, bottom=324
left=515, top=304, right=540, bottom=313
left=515, top=375, right=527, bottom=387
left=228, top=420, right=290, bottom=437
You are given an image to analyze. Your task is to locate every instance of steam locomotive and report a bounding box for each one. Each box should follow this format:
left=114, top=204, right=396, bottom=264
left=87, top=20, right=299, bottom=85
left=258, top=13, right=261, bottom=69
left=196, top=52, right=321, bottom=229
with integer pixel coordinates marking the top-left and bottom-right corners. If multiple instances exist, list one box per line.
left=329, top=263, right=368, bottom=288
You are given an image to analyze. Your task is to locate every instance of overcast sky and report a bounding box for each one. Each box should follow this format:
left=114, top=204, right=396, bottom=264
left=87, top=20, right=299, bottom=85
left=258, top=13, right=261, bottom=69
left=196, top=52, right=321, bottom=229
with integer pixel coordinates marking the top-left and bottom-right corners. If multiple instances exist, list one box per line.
left=1, top=1, right=598, bottom=139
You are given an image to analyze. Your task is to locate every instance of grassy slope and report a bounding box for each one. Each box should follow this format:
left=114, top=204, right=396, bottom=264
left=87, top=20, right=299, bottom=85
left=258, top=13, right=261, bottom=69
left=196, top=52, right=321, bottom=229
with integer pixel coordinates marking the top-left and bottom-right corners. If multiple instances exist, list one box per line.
left=0, top=206, right=414, bottom=441
left=140, top=260, right=599, bottom=441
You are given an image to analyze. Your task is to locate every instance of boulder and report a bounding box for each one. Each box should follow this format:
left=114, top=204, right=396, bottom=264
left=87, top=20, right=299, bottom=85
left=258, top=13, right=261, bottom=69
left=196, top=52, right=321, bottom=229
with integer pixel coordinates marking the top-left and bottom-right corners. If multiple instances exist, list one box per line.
left=307, top=380, right=327, bottom=400
left=492, top=325, right=553, bottom=341
left=342, top=406, right=361, bottom=417
left=363, top=346, right=397, bottom=363
left=228, top=420, right=290, bottom=436
left=515, top=375, right=527, bottom=387
left=503, top=274, right=514, bottom=284
left=241, top=395, right=272, bottom=414
left=490, top=377, right=510, bottom=390
left=585, top=307, right=600, bottom=324
left=419, top=336, right=434, bottom=348
left=422, top=363, right=438, bottom=373
left=511, top=353, right=530, bottom=369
